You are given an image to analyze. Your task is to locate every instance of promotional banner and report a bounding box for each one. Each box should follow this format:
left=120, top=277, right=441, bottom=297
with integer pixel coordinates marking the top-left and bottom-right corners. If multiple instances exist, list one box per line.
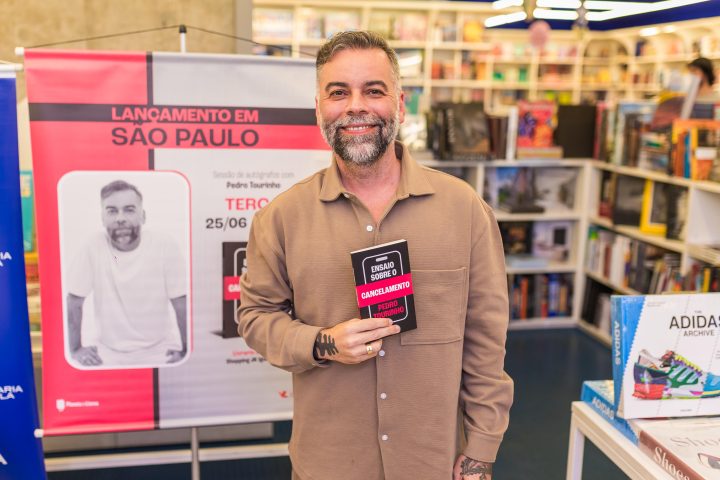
left=0, top=69, right=47, bottom=478
left=24, top=50, right=329, bottom=435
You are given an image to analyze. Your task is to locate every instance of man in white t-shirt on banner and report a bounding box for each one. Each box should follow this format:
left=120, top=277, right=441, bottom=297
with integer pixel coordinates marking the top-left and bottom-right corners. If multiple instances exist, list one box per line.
left=66, top=180, right=188, bottom=368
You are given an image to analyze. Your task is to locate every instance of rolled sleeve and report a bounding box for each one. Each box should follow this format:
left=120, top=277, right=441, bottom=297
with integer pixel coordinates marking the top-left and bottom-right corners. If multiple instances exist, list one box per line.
left=461, top=198, right=514, bottom=463
left=238, top=209, right=327, bottom=373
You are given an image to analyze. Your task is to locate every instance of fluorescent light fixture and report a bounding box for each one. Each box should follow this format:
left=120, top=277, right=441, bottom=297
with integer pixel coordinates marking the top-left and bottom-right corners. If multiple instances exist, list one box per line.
left=492, top=0, right=523, bottom=10
left=536, top=0, right=582, bottom=8
left=485, top=11, right=528, bottom=27
left=533, top=7, right=580, bottom=19
left=639, top=27, right=660, bottom=36
left=587, top=0, right=709, bottom=21
left=663, top=25, right=677, bottom=33
left=583, top=1, right=653, bottom=10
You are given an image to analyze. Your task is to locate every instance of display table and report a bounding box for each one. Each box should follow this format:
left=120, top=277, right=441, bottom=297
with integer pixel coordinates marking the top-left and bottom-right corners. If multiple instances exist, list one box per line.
left=566, top=402, right=672, bottom=480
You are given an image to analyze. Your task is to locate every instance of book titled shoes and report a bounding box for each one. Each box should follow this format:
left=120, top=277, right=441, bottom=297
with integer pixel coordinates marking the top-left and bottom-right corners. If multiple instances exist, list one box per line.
left=350, top=240, right=417, bottom=333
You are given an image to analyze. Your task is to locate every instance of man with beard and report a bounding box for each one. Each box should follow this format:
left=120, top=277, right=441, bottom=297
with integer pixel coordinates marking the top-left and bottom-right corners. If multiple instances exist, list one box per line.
left=239, top=31, right=512, bottom=480
left=66, top=180, right=187, bottom=368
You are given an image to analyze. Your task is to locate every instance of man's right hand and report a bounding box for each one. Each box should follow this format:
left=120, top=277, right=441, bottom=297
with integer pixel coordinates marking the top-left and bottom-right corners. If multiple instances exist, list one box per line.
left=72, top=346, right=103, bottom=366
left=314, top=317, right=400, bottom=364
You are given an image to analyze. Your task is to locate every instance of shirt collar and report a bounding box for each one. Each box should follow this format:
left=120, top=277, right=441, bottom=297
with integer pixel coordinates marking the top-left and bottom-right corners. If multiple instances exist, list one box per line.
left=319, top=141, right=435, bottom=202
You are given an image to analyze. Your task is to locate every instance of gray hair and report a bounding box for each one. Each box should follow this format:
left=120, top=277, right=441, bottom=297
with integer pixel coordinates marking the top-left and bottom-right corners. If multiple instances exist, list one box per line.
left=316, top=31, right=401, bottom=88
left=100, top=180, right=143, bottom=202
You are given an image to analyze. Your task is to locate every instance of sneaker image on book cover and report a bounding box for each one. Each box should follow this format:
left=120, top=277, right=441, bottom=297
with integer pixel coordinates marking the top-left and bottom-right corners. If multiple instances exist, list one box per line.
left=699, top=452, right=720, bottom=470
left=633, top=349, right=720, bottom=400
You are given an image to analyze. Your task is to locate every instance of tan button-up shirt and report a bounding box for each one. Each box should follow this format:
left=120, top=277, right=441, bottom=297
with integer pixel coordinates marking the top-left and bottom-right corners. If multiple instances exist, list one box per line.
left=239, top=142, right=513, bottom=480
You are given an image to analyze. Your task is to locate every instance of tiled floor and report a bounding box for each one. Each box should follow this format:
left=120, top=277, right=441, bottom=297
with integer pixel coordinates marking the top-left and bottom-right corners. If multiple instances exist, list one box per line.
left=48, top=329, right=628, bottom=479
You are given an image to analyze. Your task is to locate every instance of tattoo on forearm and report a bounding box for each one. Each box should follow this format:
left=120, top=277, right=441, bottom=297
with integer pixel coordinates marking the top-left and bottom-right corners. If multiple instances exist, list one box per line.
left=314, top=333, right=338, bottom=358
left=460, top=458, right=492, bottom=479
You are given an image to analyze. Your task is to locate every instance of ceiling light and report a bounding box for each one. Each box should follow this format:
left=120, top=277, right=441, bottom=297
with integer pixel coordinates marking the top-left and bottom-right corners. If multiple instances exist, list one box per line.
left=639, top=27, right=661, bottom=36
left=536, top=0, right=582, bottom=8
left=587, top=0, right=709, bottom=21
left=663, top=25, right=677, bottom=33
left=485, top=11, right=528, bottom=27
left=492, top=0, right=524, bottom=10
left=533, top=7, right=580, bottom=19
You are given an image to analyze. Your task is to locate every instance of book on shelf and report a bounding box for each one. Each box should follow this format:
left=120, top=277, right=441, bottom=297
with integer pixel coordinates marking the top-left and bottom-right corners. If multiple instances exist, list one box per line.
left=517, top=101, right=555, bottom=148
left=508, top=273, right=572, bottom=320
left=505, top=254, right=549, bottom=269
left=612, top=292, right=720, bottom=419
left=351, top=240, right=417, bottom=333
left=639, top=180, right=667, bottom=236
left=582, top=278, right=613, bottom=337
left=533, top=221, right=572, bottom=262
left=597, top=170, right=615, bottom=219
left=500, top=221, right=533, bottom=255
left=580, top=380, right=638, bottom=444
left=533, top=167, right=577, bottom=212
left=670, top=119, right=720, bottom=180
left=484, top=167, right=544, bottom=213
left=612, top=101, right=656, bottom=166
left=487, top=114, right=509, bottom=161
left=554, top=104, right=597, bottom=158
left=611, top=174, right=645, bottom=227
left=445, top=102, right=491, bottom=160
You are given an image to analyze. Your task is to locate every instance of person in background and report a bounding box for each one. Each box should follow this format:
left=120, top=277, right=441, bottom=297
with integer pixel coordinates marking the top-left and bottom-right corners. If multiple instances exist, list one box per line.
left=688, top=57, right=720, bottom=102
left=239, top=30, right=513, bottom=480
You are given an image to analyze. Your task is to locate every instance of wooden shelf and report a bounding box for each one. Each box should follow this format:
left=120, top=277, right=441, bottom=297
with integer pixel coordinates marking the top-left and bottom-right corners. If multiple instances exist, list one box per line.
left=508, top=317, right=576, bottom=330
left=496, top=211, right=581, bottom=222
left=589, top=218, right=686, bottom=253
left=577, top=319, right=611, bottom=347
left=506, top=261, right=578, bottom=275
left=687, top=244, right=720, bottom=267
left=585, top=269, right=641, bottom=296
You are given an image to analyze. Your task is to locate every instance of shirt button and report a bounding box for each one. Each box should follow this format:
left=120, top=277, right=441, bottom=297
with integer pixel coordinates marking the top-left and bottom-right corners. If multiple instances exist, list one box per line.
left=366, top=225, right=373, bottom=232
left=380, top=392, right=387, bottom=400
left=379, top=350, right=385, bottom=357
left=381, top=434, right=389, bottom=441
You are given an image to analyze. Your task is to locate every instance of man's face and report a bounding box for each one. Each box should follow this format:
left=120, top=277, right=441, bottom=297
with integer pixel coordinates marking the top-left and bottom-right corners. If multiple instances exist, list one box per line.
left=101, top=189, right=144, bottom=251
left=316, top=48, right=405, bottom=167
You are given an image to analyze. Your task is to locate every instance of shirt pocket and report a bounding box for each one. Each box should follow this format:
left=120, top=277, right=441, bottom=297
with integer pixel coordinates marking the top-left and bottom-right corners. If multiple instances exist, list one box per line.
left=400, top=267, right=468, bottom=345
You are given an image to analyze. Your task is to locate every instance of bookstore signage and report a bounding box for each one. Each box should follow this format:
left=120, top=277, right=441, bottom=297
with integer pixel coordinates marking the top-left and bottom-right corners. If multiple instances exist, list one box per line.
left=24, top=50, right=330, bottom=436
left=0, top=69, right=46, bottom=479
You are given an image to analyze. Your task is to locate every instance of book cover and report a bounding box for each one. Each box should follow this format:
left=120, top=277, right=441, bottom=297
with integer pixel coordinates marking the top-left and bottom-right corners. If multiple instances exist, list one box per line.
left=636, top=417, right=720, bottom=480
left=554, top=104, right=597, bottom=158
left=446, top=102, right=491, bottom=159
left=351, top=240, right=417, bottom=333
left=532, top=221, right=572, bottom=262
left=611, top=174, right=645, bottom=227
left=517, top=100, right=556, bottom=148
left=613, top=293, right=720, bottom=419
left=500, top=221, right=533, bottom=255
left=581, top=380, right=638, bottom=444
left=222, top=241, right=247, bottom=338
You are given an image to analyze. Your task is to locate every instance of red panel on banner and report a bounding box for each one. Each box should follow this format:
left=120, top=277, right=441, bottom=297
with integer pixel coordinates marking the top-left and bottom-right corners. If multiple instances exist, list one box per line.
left=24, top=50, right=149, bottom=105
left=27, top=49, right=325, bottom=436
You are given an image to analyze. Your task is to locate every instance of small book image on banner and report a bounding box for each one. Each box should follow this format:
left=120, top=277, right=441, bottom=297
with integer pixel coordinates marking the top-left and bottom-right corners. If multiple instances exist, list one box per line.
left=57, top=170, right=191, bottom=370
left=222, top=241, right=247, bottom=339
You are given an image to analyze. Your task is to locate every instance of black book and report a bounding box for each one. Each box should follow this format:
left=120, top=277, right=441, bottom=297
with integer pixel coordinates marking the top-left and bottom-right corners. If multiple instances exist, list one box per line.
left=611, top=174, right=645, bottom=226
left=554, top=104, right=597, bottom=158
left=222, top=241, right=247, bottom=338
left=447, top=102, right=491, bottom=160
left=350, top=240, right=417, bottom=333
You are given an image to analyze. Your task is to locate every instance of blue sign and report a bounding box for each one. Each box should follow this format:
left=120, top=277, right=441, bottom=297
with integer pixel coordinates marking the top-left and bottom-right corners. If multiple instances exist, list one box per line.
left=0, top=71, right=46, bottom=479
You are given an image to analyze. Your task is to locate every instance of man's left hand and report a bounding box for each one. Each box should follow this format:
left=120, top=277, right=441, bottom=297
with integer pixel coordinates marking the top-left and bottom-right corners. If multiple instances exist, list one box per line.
left=453, top=454, right=493, bottom=480
left=166, top=349, right=186, bottom=363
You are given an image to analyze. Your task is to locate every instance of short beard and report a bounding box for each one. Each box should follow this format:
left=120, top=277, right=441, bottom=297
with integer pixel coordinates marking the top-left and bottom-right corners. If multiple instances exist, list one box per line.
left=321, top=111, right=399, bottom=167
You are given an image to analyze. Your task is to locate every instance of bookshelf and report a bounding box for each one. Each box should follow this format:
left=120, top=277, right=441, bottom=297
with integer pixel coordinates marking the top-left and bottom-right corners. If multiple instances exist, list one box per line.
left=252, top=0, right=720, bottom=111
left=581, top=156, right=720, bottom=345
left=415, top=156, right=591, bottom=329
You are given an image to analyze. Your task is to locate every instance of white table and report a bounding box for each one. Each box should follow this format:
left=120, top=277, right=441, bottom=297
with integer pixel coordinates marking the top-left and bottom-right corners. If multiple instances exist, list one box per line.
left=566, top=402, right=672, bottom=480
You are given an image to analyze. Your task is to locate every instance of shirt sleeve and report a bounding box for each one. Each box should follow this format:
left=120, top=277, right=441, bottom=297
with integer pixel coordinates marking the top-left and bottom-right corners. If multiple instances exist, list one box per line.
left=66, top=241, right=94, bottom=298
left=163, top=234, right=187, bottom=300
left=461, top=198, right=514, bottom=463
left=237, top=209, right=326, bottom=374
